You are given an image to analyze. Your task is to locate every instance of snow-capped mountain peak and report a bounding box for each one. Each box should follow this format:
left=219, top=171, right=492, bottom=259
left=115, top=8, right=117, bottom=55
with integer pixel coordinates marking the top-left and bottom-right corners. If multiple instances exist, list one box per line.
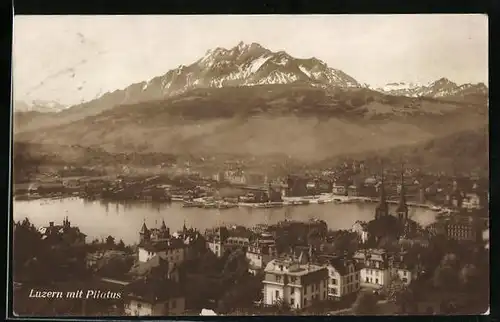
left=138, top=41, right=362, bottom=99
left=376, top=78, right=488, bottom=99
left=14, top=100, right=67, bottom=113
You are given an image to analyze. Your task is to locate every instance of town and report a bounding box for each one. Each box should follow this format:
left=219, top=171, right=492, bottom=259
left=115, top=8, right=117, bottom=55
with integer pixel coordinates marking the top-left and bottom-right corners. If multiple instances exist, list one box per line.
left=12, top=164, right=489, bottom=316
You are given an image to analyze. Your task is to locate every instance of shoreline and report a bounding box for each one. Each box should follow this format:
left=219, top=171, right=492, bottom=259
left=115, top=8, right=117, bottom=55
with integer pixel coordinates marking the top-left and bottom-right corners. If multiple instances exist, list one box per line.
left=14, top=192, right=443, bottom=212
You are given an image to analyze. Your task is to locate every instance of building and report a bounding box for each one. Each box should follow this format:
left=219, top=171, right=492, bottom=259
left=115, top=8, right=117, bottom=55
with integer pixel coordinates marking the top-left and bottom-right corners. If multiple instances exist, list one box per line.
left=353, top=249, right=391, bottom=289
left=286, top=175, right=309, bottom=197
left=137, top=220, right=190, bottom=264
left=205, top=226, right=229, bottom=257
left=263, top=256, right=329, bottom=310
left=390, top=252, right=419, bottom=285
left=444, top=217, right=481, bottom=242
left=137, top=239, right=186, bottom=265
left=319, top=255, right=361, bottom=300
left=351, top=221, right=369, bottom=244
left=332, top=183, right=347, bottom=196
left=139, top=220, right=170, bottom=244
left=224, top=170, right=247, bottom=185
left=39, top=217, right=87, bottom=246
left=347, top=185, right=359, bottom=197
left=462, top=193, right=481, bottom=209
left=246, top=232, right=278, bottom=274
left=124, top=278, right=185, bottom=316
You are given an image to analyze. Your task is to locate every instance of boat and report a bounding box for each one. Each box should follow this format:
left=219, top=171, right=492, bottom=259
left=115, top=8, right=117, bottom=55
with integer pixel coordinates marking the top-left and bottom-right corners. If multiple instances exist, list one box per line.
left=182, top=201, right=200, bottom=208
left=217, top=203, right=238, bottom=209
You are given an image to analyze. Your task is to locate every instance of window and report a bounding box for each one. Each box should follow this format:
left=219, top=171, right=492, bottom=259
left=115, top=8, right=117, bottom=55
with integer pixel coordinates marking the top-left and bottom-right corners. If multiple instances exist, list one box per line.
left=275, top=290, right=279, bottom=299
left=402, top=278, right=408, bottom=283
left=403, top=271, right=407, bottom=276
left=365, top=277, right=369, bottom=283
left=304, top=286, right=308, bottom=294
left=290, top=298, right=295, bottom=306
left=279, top=265, right=284, bottom=271
left=375, top=278, right=379, bottom=284
left=332, top=278, right=337, bottom=285
left=137, top=303, right=142, bottom=309
left=304, top=298, right=307, bottom=307
left=332, top=288, right=337, bottom=295
left=276, top=275, right=282, bottom=283
left=324, top=290, right=327, bottom=299
left=290, top=277, right=297, bottom=283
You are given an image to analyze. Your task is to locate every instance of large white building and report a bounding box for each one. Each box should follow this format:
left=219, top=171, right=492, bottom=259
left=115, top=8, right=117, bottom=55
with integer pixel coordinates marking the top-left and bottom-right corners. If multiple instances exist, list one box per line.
left=137, top=241, right=186, bottom=264
left=263, top=257, right=328, bottom=310
left=353, top=249, right=419, bottom=289
left=320, top=256, right=361, bottom=299
left=353, top=249, right=391, bottom=289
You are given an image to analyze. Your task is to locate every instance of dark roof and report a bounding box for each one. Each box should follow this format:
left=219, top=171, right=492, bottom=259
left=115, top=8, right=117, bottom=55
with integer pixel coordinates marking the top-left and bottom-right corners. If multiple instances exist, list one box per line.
left=124, top=278, right=184, bottom=303
left=138, top=239, right=186, bottom=252
left=322, top=256, right=355, bottom=275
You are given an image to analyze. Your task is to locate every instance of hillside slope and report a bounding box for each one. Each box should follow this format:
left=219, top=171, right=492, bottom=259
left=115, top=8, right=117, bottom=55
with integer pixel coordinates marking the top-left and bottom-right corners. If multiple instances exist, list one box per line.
left=15, top=84, right=487, bottom=162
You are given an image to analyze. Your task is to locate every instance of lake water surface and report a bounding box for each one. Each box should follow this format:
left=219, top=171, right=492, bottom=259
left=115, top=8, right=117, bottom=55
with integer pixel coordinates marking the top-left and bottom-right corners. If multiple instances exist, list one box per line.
left=13, top=198, right=437, bottom=245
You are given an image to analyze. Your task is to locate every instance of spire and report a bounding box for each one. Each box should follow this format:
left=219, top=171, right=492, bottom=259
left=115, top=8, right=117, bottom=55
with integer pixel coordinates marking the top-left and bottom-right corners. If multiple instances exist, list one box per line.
left=160, top=219, right=167, bottom=231
left=140, top=219, right=149, bottom=234
left=183, top=219, right=187, bottom=233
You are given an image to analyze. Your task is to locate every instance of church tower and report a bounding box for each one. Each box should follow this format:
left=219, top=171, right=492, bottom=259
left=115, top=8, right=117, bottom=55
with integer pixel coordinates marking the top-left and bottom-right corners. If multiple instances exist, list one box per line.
left=160, top=219, right=170, bottom=239
left=139, top=220, right=150, bottom=244
left=396, top=165, right=409, bottom=221
left=375, top=169, right=389, bottom=219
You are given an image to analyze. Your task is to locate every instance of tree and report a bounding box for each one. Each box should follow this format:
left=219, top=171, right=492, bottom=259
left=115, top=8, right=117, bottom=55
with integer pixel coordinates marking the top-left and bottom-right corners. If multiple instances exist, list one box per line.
left=116, top=239, right=126, bottom=251
left=351, top=291, right=378, bottom=315
left=432, top=253, right=460, bottom=291
left=384, top=275, right=406, bottom=303
left=105, top=235, right=115, bottom=248
left=459, top=263, right=479, bottom=291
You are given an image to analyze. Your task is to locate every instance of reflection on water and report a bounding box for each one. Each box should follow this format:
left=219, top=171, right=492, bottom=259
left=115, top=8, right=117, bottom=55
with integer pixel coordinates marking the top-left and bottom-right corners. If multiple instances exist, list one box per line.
left=13, top=198, right=437, bottom=245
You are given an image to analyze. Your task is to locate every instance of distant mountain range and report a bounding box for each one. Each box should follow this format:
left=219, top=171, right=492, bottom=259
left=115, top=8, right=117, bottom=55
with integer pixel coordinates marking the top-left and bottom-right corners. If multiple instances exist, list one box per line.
left=13, top=41, right=487, bottom=115
left=375, top=78, right=488, bottom=99
left=14, top=100, right=67, bottom=113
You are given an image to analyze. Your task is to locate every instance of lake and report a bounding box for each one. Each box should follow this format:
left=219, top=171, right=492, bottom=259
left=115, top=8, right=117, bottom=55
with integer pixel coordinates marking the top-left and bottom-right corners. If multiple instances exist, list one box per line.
left=13, top=198, right=437, bottom=245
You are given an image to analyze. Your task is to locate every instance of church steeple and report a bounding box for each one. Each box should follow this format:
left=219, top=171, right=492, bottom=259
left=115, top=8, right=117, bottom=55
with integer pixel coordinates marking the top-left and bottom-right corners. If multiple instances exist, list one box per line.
left=140, top=220, right=149, bottom=234
left=375, top=163, right=389, bottom=219
left=397, top=163, right=408, bottom=221
left=139, top=219, right=150, bottom=243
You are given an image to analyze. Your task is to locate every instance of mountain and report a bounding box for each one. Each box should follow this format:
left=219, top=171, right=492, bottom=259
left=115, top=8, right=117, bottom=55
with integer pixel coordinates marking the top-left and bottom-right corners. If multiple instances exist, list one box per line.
left=375, top=78, right=488, bottom=99
left=14, top=100, right=67, bottom=113
left=12, top=42, right=363, bottom=133
left=59, top=41, right=360, bottom=112
left=15, top=83, right=487, bottom=161
left=13, top=42, right=488, bottom=165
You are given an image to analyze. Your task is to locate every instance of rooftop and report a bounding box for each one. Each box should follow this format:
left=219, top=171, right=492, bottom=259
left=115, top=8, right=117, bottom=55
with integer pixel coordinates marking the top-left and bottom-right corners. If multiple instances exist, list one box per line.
left=264, top=258, right=325, bottom=276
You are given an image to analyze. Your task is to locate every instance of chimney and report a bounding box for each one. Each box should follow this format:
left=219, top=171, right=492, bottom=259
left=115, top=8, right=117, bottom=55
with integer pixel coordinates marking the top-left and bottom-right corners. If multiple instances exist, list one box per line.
left=49, top=222, right=54, bottom=227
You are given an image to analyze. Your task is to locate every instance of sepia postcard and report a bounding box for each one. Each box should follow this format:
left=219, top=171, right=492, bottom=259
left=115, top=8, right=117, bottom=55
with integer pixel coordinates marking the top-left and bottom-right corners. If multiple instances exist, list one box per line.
left=10, top=14, right=489, bottom=317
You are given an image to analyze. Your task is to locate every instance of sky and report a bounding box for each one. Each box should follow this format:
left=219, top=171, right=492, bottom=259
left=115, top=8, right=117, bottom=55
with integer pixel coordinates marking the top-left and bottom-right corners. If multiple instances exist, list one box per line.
left=13, top=14, right=488, bottom=106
